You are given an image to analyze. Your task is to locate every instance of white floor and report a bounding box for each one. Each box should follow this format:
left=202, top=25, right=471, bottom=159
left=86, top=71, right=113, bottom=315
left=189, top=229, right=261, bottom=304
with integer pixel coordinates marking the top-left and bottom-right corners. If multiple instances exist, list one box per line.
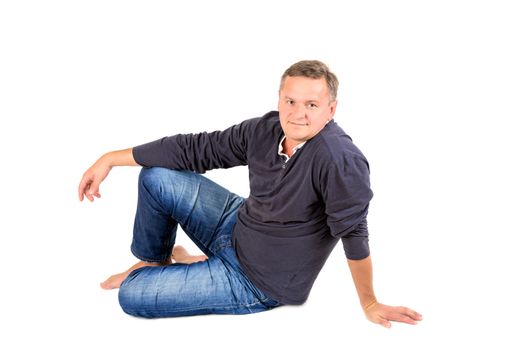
left=3, top=149, right=521, bottom=350
left=1, top=1, right=523, bottom=349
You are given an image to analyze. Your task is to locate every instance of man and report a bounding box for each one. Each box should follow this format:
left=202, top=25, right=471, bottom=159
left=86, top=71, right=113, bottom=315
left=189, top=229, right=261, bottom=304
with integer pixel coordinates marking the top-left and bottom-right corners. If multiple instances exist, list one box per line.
left=78, top=60, right=422, bottom=327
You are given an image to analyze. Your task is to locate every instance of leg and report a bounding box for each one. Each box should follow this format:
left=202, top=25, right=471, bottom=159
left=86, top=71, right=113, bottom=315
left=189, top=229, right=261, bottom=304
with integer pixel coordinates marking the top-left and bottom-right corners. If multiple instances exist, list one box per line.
left=101, top=257, right=175, bottom=290
left=130, top=167, right=245, bottom=261
left=116, top=168, right=280, bottom=317
left=101, top=167, right=242, bottom=289
left=119, top=247, right=280, bottom=318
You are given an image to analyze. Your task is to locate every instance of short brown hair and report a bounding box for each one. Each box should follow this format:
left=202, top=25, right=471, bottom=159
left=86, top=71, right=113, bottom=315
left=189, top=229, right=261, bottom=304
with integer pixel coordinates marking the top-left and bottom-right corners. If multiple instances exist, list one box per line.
left=280, top=60, right=339, bottom=101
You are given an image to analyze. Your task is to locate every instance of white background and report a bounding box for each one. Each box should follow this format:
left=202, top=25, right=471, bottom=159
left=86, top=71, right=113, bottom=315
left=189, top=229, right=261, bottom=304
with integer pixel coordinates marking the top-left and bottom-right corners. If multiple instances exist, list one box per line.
left=1, top=0, right=523, bottom=349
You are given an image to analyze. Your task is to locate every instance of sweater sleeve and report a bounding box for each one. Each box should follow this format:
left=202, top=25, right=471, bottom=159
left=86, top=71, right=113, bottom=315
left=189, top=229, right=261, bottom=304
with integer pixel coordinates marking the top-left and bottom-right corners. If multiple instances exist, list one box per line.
left=132, top=118, right=258, bottom=173
left=322, top=154, right=374, bottom=260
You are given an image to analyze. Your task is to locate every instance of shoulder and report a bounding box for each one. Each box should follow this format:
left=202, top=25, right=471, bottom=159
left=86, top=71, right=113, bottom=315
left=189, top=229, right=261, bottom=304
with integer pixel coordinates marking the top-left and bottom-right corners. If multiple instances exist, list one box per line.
left=231, top=111, right=279, bottom=138
left=315, top=122, right=372, bottom=194
left=316, top=120, right=369, bottom=168
left=239, top=110, right=279, bottom=129
left=240, top=110, right=281, bottom=139
left=261, top=110, right=280, bottom=121
left=258, top=110, right=280, bottom=128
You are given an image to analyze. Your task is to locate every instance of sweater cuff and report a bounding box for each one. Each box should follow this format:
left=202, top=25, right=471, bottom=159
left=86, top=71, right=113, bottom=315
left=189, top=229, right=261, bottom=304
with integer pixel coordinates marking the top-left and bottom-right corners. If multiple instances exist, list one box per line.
left=342, top=235, right=370, bottom=260
left=132, top=139, right=164, bottom=167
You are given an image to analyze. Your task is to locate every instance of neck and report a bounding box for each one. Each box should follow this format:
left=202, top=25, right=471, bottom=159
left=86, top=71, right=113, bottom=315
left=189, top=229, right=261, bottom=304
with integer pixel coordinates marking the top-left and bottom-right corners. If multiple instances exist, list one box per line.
left=283, top=138, right=300, bottom=157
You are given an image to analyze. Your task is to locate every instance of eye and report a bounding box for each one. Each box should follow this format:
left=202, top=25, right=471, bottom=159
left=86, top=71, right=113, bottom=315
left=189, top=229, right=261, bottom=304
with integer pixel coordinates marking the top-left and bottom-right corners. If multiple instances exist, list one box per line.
left=286, top=99, right=295, bottom=105
left=307, top=103, right=318, bottom=109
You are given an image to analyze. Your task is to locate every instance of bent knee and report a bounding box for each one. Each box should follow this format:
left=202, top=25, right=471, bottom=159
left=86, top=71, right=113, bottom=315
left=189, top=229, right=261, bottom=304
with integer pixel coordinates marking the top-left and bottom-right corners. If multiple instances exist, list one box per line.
left=118, top=277, right=150, bottom=318
left=118, top=268, right=163, bottom=318
left=138, top=167, right=171, bottom=186
left=139, top=167, right=195, bottom=191
left=118, top=277, right=138, bottom=316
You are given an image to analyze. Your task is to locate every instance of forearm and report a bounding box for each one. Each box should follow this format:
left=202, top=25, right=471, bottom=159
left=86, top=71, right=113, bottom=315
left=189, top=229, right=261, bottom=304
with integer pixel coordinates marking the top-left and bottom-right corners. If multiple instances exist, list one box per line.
left=347, top=255, right=377, bottom=309
left=101, top=148, right=138, bottom=167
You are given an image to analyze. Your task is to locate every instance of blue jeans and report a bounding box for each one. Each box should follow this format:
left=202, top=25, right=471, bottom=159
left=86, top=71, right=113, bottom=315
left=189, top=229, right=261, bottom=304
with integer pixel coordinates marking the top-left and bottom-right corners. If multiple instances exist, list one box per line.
left=118, top=167, right=280, bottom=318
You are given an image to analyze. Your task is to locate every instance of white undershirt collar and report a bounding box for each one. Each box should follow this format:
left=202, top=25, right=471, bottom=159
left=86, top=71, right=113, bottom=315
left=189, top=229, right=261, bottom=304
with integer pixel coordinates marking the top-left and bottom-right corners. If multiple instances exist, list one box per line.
left=278, top=136, right=306, bottom=163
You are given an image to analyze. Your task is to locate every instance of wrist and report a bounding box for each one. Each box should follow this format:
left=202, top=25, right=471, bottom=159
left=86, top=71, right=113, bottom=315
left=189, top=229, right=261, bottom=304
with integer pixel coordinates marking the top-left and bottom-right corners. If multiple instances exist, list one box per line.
left=101, top=148, right=136, bottom=167
left=363, top=298, right=378, bottom=312
left=360, top=295, right=377, bottom=310
left=100, top=152, right=116, bottom=168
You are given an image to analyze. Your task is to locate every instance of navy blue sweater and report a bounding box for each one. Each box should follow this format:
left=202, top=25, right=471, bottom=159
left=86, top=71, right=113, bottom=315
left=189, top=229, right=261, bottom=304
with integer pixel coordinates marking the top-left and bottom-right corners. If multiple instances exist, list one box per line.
left=132, top=111, right=373, bottom=304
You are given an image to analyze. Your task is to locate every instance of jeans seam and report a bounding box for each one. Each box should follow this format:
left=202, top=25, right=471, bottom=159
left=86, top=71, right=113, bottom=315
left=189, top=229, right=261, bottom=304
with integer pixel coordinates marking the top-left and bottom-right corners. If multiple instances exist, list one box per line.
left=124, top=299, right=268, bottom=315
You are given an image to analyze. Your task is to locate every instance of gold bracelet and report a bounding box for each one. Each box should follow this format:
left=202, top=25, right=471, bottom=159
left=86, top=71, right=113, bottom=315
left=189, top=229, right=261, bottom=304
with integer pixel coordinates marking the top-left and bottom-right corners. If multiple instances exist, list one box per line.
left=364, top=299, right=378, bottom=312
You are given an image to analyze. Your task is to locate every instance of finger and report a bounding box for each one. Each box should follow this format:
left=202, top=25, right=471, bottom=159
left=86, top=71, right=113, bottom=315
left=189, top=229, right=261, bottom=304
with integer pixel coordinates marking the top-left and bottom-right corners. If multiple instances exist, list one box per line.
left=85, top=183, right=94, bottom=202
left=389, top=312, right=419, bottom=325
left=397, top=306, right=423, bottom=321
left=78, top=176, right=89, bottom=201
left=379, top=317, right=391, bottom=329
left=88, top=178, right=101, bottom=196
left=405, top=307, right=423, bottom=321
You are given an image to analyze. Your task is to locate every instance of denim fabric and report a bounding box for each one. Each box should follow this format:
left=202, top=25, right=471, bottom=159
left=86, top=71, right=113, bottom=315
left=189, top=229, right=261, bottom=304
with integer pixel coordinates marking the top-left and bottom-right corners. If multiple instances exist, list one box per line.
left=118, top=167, right=280, bottom=318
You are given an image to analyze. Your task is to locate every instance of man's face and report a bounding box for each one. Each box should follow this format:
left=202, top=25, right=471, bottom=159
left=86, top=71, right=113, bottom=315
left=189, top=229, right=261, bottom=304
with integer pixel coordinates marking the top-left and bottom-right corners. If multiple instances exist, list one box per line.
left=278, top=76, right=337, bottom=147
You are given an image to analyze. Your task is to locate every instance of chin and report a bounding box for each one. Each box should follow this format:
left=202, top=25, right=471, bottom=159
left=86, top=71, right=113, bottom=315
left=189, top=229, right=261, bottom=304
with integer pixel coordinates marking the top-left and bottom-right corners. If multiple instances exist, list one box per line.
left=286, top=128, right=309, bottom=137
left=289, top=134, right=309, bottom=143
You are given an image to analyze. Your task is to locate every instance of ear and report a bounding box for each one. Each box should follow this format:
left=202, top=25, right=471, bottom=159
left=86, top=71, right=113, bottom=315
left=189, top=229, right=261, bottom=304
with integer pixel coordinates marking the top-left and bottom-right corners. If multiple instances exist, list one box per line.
left=328, top=100, right=338, bottom=121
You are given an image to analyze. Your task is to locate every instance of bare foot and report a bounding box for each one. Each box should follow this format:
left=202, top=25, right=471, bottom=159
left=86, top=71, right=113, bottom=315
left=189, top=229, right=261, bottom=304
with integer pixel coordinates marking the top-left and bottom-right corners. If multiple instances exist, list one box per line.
left=172, top=245, right=208, bottom=264
left=100, top=258, right=171, bottom=290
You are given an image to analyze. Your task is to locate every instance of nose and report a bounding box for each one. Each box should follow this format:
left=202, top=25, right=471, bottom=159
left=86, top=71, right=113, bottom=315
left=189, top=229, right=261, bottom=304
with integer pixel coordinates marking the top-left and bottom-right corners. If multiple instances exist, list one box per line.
left=290, top=103, right=307, bottom=119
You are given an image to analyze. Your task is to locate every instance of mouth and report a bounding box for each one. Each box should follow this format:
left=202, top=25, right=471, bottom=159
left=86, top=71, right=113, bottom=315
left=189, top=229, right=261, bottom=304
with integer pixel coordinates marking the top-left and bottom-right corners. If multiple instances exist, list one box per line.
left=288, top=121, right=308, bottom=126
